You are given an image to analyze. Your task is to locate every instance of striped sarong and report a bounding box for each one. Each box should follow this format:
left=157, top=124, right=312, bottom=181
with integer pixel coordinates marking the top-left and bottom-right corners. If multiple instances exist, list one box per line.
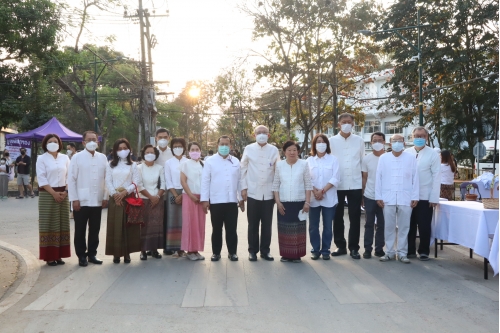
left=38, top=191, right=71, bottom=261
left=140, top=198, right=165, bottom=251
left=277, top=201, right=307, bottom=259
left=164, top=189, right=183, bottom=251
left=105, top=197, right=141, bottom=257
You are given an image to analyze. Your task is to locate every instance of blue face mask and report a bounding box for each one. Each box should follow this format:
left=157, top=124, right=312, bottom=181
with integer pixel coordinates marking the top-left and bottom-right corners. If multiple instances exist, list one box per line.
left=392, top=142, right=404, bottom=152
left=413, top=138, right=426, bottom=147
left=218, top=145, right=230, bottom=156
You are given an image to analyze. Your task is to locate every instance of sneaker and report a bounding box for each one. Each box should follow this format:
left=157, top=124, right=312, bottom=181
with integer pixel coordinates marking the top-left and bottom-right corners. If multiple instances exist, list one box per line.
left=419, top=254, right=429, bottom=261
left=379, top=255, right=393, bottom=262
left=181, top=252, right=187, bottom=258
left=363, top=250, right=372, bottom=259
left=171, top=252, right=180, bottom=258
left=195, top=253, right=205, bottom=260
left=399, top=256, right=410, bottom=263
left=292, top=258, right=302, bottom=263
left=187, top=253, right=199, bottom=261
left=280, top=257, right=291, bottom=262
left=374, top=250, right=385, bottom=257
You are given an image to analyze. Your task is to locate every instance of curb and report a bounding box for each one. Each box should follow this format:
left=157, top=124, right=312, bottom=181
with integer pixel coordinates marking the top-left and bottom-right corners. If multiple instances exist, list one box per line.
left=0, top=241, right=40, bottom=315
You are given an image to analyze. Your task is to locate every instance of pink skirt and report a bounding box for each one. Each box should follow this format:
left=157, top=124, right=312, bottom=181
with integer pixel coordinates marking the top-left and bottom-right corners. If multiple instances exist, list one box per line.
left=181, top=194, right=206, bottom=252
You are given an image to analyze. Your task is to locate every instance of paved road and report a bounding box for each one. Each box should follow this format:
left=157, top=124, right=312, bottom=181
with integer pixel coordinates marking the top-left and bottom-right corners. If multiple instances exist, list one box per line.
left=0, top=197, right=497, bottom=332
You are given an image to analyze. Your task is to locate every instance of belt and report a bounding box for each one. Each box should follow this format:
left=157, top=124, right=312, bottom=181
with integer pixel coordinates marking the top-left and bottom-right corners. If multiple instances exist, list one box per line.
left=39, top=186, right=66, bottom=192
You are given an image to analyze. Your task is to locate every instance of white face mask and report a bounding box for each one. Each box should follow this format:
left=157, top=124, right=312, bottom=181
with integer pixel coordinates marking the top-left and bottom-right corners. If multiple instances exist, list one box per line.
left=256, top=134, right=269, bottom=144
left=340, top=123, right=353, bottom=134
left=86, top=141, right=98, bottom=152
left=144, top=153, right=156, bottom=162
left=173, top=147, right=184, bottom=156
left=66, top=150, right=73, bottom=156
left=316, top=143, right=327, bottom=153
left=372, top=142, right=384, bottom=151
left=0, top=161, right=5, bottom=165
left=391, top=142, right=404, bottom=152
left=117, top=149, right=130, bottom=159
left=47, top=142, right=59, bottom=153
left=158, top=139, right=169, bottom=149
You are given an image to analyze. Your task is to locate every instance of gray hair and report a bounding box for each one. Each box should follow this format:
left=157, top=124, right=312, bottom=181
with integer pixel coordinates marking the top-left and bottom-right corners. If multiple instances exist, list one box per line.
left=412, top=126, right=429, bottom=136
left=338, top=113, right=354, bottom=122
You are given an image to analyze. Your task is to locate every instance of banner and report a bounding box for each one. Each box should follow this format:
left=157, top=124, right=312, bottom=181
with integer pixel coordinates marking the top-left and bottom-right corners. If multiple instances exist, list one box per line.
left=5, top=138, right=31, bottom=161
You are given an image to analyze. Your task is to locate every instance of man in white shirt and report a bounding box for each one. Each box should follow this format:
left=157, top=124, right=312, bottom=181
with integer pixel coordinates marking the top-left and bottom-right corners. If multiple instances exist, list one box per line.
left=329, top=113, right=365, bottom=259
left=201, top=136, right=244, bottom=262
left=361, top=132, right=386, bottom=259
left=240, top=125, right=280, bottom=261
left=376, top=134, right=419, bottom=263
left=68, top=131, right=108, bottom=267
left=404, top=126, right=441, bottom=261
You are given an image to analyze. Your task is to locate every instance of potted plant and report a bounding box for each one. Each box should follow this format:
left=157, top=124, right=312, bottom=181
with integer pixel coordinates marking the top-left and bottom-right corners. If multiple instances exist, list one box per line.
left=465, top=184, right=478, bottom=201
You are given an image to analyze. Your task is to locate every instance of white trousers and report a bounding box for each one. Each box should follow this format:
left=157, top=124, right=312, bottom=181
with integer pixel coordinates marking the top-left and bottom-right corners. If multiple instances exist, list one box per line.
left=383, top=205, right=413, bottom=257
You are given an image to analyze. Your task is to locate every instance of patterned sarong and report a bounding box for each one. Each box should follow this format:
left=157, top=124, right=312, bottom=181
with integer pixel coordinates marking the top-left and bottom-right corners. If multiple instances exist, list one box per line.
left=164, top=189, right=183, bottom=251
left=105, top=196, right=141, bottom=257
left=141, top=198, right=165, bottom=251
left=277, top=201, right=307, bottom=259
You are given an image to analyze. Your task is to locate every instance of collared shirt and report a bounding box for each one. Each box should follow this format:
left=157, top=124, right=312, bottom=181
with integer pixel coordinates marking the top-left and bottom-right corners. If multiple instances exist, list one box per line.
left=105, top=159, right=140, bottom=195
left=404, top=146, right=441, bottom=203
left=375, top=152, right=419, bottom=206
left=200, top=154, right=241, bottom=204
left=137, top=163, right=165, bottom=199
left=68, top=150, right=108, bottom=206
left=362, top=152, right=383, bottom=200
left=164, top=156, right=188, bottom=190
left=240, top=142, right=280, bottom=200
left=329, top=133, right=365, bottom=190
left=180, top=159, right=203, bottom=194
left=36, top=153, right=70, bottom=188
left=156, top=146, right=173, bottom=168
left=272, top=159, right=313, bottom=202
left=306, top=154, right=340, bottom=207
left=440, top=164, right=454, bottom=185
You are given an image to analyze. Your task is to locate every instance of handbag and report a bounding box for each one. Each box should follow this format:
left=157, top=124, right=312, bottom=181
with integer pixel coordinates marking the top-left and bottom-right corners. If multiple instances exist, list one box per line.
left=124, top=183, right=145, bottom=226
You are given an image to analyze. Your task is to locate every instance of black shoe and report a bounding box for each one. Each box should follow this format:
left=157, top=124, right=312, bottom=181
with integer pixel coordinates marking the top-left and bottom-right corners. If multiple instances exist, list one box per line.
left=78, top=256, right=88, bottom=267
left=280, top=257, right=291, bottom=262
left=211, top=254, right=221, bottom=261
left=363, top=250, right=372, bottom=259
left=140, top=252, right=147, bottom=261
left=151, top=251, right=162, bottom=259
left=46, top=261, right=58, bottom=266
left=113, top=257, right=120, bottom=264
left=331, top=248, right=348, bottom=256
left=124, top=257, right=131, bottom=264
left=374, top=250, right=386, bottom=257
left=350, top=250, right=361, bottom=259
left=88, top=256, right=103, bottom=264
left=260, top=253, right=274, bottom=261
left=56, top=259, right=65, bottom=265
left=248, top=252, right=257, bottom=261
left=311, top=253, right=320, bottom=260
left=146, top=251, right=152, bottom=256
left=322, top=254, right=330, bottom=260
left=163, top=250, right=174, bottom=255
left=15, top=196, right=24, bottom=199
left=228, top=254, right=239, bottom=261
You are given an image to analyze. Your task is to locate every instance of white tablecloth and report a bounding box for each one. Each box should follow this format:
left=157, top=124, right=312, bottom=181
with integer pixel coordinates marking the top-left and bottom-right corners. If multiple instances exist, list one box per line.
left=489, top=223, right=499, bottom=276
left=432, top=201, right=499, bottom=263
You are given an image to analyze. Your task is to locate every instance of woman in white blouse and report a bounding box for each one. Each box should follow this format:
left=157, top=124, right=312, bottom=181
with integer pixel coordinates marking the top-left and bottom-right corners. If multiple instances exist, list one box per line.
left=36, top=134, right=71, bottom=266
left=0, top=157, right=10, bottom=200
left=180, top=142, right=205, bottom=261
left=105, top=138, right=141, bottom=264
left=272, top=140, right=313, bottom=263
left=440, top=150, right=456, bottom=200
left=164, top=138, right=188, bottom=258
left=306, top=134, right=340, bottom=260
left=138, top=145, right=166, bottom=260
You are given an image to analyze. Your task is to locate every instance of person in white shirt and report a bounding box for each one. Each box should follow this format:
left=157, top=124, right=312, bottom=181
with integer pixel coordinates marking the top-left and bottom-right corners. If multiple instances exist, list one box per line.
left=138, top=144, right=166, bottom=261
left=376, top=134, right=419, bottom=263
left=0, top=157, right=10, bottom=200
left=306, top=134, right=339, bottom=260
left=361, top=132, right=386, bottom=259
left=240, top=125, right=280, bottom=262
left=164, top=138, right=188, bottom=258
left=68, top=131, right=108, bottom=267
left=66, top=142, right=77, bottom=160
left=404, top=126, right=441, bottom=261
left=36, top=134, right=71, bottom=266
left=328, top=113, right=365, bottom=259
left=201, top=136, right=244, bottom=262
left=105, top=138, right=142, bottom=264
left=439, top=150, right=456, bottom=201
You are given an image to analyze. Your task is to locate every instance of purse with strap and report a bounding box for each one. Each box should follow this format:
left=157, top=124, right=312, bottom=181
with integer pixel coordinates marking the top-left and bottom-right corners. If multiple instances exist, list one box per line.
left=125, top=182, right=145, bottom=226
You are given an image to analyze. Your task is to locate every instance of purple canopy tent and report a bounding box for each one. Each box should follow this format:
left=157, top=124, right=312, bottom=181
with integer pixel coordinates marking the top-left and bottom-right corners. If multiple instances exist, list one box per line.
left=5, top=117, right=82, bottom=142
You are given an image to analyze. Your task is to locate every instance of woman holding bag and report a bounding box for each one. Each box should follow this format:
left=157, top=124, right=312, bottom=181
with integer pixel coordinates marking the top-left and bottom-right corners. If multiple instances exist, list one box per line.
left=105, top=138, right=141, bottom=263
left=138, top=144, right=166, bottom=260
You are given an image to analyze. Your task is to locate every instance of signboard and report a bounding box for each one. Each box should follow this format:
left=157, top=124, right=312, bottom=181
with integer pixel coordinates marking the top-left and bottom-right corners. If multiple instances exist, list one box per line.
left=473, top=142, right=486, bottom=159
left=5, top=138, right=31, bottom=162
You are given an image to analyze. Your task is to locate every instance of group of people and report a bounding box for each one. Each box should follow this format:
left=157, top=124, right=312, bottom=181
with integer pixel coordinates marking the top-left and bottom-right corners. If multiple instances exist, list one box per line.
left=32, top=112, right=446, bottom=267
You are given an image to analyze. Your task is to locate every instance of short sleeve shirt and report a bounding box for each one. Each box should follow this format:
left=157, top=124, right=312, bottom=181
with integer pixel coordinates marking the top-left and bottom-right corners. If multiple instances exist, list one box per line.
left=361, top=153, right=381, bottom=200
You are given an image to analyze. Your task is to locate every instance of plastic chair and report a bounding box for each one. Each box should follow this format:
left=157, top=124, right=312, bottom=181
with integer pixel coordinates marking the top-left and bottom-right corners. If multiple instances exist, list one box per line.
left=459, top=182, right=482, bottom=201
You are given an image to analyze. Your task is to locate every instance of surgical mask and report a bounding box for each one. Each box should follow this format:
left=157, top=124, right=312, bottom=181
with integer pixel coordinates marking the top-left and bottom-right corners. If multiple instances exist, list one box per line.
left=218, top=146, right=230, bottom=156
left=158, top=139, right=169, bottom=149
left=372, top=142, right=384, bottom=151
left=340, top=124, right=353, bottom=134
left=316, top=143, right=327, bottom=154
left=86, top=141, right=98, bottom=152
left=392, top=142, right=404, bottom=152
left=144, top=153, right=156, bottom=162
left=46, top=142, right=59, bottom=153
left=66, top=150, right=73, bottom=156
left=189, top=151, right=201, bottom=160
left=117, top=149, right=130, bottom=159
left=413, top=138, right=426, bottom=147
left=256, top=134, right=268, bottom=144
left=0, top=161, right=5, bottom=165
left=173, top=147, right=184, bottom=156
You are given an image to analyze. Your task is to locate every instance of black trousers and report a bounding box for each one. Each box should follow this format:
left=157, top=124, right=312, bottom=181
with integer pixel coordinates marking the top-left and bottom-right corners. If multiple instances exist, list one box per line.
left=210, top=203, right=238, bottom=255
left=74, top=206, right=103, bottom=257
left=333, top=189, right=362, bottom=251
left=247, top=197, right=274, bottom=255
left=408, top=200, right=433, bottom=256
